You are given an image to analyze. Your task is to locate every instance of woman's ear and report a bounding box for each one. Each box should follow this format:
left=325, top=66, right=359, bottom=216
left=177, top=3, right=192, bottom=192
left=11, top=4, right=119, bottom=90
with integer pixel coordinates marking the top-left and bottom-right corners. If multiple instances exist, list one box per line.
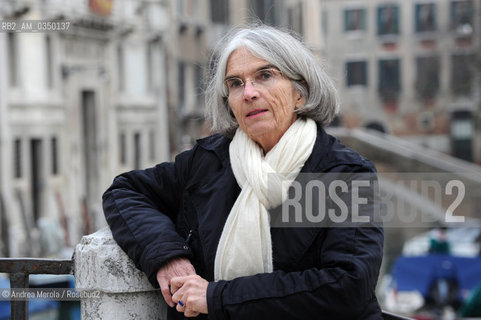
left=294, top=80, right=308, bottom=110
left=294, top=92, right=305, bottom=110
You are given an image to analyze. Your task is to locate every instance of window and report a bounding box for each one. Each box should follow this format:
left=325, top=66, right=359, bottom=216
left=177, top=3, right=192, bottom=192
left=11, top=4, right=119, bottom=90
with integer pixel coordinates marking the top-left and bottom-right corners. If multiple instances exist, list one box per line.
left=30, top=139, right=43, bottom=224
left=14, top=138, right=22, bottom=178
left=8, top=33, right=18, bottom=87
left=134, top=132, right=141, bottom=170
left=210, top=0, right=229, bottom=24
left=416, top=56, right=439, bottom=100
left=46, top=35, right=53, bottom=88
left=149, top=130, right=155, bottom=161
left=451, top=0, right=473, bottom=35
left=451, top=117, right=472, bottom=139
left=119, top=133, right=127, bottom=165
left=344, top=9, right=366, bottom=32
left=178, top=62, right=186, bottom=110
left=377, top=5, right=399, bottom=35
left=451, top=110, right=473, bottom=161
left=195, top=63, right=203, bottom=107
left=378, top=59, right=400, bottom=101
left=451, top=53, right=475, bottom=96
left=415, top=3, right=436, bottom=33
left=51, top=136, right=59, bottom=175
left=118, top=45, right=124, bottom=91
left=147, top=41, right=153, bottom=93
left=346, top=61, right=367, bottom=86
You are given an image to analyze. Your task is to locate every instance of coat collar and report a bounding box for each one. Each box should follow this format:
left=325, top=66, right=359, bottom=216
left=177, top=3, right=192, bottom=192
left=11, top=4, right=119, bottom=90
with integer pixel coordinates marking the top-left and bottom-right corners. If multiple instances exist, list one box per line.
left=196, top=133, right=231, bottom=163
left=195, top=123, right=363, bottom=171
left=300, top=124, right=331, bottom=173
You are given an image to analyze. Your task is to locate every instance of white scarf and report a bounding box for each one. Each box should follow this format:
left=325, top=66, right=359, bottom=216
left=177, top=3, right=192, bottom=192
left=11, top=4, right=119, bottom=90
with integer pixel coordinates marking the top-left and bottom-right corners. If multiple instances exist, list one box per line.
left=214, top=118, right=317, bottom=281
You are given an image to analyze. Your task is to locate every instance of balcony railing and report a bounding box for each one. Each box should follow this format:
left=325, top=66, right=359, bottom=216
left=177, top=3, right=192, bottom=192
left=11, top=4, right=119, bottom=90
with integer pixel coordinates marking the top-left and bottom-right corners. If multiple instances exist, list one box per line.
left=0, top=228, right=412, bottom=320
left=0, top=258, right=73, bottom=320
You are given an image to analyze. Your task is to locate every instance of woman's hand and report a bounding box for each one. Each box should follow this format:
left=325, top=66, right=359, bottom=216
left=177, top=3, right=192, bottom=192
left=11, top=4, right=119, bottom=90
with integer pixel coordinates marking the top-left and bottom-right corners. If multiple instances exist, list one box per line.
left=171, top=275, right=209, bottom=317
left=156, top=257, right=196, bottom=307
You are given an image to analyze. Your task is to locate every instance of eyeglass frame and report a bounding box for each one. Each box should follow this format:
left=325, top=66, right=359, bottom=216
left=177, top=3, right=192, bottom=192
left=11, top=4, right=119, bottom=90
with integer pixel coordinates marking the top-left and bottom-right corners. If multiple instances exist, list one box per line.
left=222, top=66, right=286, bottom=98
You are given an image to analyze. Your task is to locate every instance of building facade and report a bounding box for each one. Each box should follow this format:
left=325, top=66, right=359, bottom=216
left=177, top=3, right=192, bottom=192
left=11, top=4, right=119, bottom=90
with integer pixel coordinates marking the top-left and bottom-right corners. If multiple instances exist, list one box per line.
left=0, top=0, right=170, bottom=257
left=320, top=0, right=480, bottom=163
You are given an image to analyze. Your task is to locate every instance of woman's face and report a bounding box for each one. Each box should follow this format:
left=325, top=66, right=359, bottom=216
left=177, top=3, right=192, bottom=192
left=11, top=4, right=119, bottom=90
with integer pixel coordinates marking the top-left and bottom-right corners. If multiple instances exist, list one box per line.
left=225, top=48, right=304, bottom=152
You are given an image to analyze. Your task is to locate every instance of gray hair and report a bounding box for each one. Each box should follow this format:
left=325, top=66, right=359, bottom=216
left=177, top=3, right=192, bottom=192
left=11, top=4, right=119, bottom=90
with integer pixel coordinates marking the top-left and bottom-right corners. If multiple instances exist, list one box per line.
left=205, top=25, right=339, bottom=137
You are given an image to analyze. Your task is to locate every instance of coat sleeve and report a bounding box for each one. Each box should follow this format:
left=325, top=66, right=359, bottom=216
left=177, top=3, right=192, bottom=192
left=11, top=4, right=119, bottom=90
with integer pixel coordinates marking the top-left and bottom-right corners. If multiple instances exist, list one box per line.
left=206, top=164, right=384, bottom=319
left=207, top=226, right=383, bottom=319
left=102, top=149, right=195, bottom=287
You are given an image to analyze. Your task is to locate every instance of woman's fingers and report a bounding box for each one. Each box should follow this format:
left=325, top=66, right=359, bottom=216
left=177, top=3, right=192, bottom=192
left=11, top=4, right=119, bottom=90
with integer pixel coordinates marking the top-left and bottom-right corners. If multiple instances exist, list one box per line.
left=169, top=276, right=184, bottom=296
left=175, top=300, right=200, bottom=318
left=158, top=276, right=174, bottom=307
left=156, top=257, right=196, bottom=307
left=171, top=276, right=187, bottom=303
left=171, top=275, right=209, bottom=315
left=185, top=310, right=201, bottom=317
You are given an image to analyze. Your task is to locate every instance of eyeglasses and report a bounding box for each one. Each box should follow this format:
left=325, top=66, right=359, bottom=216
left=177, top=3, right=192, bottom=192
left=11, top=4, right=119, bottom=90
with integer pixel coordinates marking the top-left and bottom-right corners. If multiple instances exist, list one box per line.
left=223, top=68, right=284, bottom=97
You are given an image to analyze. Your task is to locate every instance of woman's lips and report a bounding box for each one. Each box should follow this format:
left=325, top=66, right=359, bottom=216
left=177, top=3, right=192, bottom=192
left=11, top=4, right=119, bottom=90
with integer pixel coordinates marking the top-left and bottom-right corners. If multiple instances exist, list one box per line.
left=246, top=109, right=268, bottom=118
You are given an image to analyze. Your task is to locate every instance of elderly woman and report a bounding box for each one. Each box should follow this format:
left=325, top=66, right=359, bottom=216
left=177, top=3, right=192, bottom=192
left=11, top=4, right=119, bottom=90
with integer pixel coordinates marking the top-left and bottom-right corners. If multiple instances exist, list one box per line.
left=103, top=25, right=383, bottom=319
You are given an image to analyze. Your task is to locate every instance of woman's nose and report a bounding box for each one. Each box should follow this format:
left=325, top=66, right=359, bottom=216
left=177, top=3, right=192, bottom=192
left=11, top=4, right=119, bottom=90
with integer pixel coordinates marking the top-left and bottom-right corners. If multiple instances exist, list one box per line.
left=243, top=80, right=258, bottom=100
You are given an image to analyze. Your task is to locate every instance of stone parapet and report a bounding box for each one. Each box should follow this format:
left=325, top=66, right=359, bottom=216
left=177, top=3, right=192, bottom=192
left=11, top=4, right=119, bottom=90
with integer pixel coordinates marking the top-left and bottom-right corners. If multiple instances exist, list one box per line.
left=74, top=227, right=167, bottom=320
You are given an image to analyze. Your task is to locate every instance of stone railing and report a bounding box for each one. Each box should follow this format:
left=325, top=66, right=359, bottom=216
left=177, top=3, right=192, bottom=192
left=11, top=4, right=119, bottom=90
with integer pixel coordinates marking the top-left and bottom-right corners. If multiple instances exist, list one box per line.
left=73, top=227, right=412, bottom=320
left=74, top=227, right=167, bottom=320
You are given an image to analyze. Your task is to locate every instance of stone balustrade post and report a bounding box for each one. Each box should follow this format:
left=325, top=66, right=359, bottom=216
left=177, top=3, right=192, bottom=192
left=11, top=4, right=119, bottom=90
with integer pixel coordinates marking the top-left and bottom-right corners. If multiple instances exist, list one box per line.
left=74, top=227, right=167, bottom=320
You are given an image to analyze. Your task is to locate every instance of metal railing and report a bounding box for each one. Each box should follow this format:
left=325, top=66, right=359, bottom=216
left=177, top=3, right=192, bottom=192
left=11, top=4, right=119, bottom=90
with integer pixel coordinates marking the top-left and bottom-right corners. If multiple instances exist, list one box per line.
left=0, top=257, right=412, bottom=320
left=0, top=258, right=73, bottom=320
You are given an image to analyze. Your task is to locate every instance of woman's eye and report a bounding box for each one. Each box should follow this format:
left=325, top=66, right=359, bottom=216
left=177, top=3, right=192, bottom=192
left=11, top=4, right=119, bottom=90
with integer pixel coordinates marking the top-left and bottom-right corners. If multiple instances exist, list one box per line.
left=228, top=79, right=243, bottom=88
left=258, top=70, right=274, bottom=81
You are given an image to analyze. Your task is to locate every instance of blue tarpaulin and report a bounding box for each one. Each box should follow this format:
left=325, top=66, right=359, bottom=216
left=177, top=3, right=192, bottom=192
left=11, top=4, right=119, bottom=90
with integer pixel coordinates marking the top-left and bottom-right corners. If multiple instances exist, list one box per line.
left=392, top=254, right=481, bottom=298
